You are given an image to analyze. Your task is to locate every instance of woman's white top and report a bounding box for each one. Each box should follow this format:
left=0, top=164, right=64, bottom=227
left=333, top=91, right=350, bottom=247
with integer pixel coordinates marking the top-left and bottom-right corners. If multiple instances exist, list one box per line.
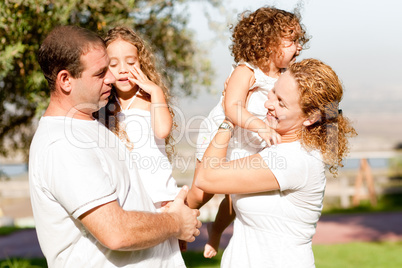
left=221, top=141, right=326, bottom=268
left=196, top=61, right=278, bottom=161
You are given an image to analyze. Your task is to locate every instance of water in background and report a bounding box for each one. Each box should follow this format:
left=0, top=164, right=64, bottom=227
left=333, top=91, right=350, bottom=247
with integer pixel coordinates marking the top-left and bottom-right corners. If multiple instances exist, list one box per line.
left=0, top=163, right=28, bottom=179
left=0, top=158, right=391, bottom=179
left=342, top=158, right=389, bottom=170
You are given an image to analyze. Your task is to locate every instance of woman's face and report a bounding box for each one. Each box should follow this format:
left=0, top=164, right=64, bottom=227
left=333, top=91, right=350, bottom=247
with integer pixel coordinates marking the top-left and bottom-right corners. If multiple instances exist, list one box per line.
left=106, top=38, right=141, bottom=94
left=264, top=71, right=305, bottom=136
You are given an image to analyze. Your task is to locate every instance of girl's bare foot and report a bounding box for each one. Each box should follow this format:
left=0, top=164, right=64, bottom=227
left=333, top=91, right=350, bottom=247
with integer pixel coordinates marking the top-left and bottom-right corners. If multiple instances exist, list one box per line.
left=204, top=243, right=217, bottom=258
left=203, top=222, right=221, bottom=258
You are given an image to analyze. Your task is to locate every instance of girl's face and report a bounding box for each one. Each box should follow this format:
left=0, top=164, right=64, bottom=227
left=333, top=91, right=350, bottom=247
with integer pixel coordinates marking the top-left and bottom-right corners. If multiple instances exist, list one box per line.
left=106, top=38, right=141, bottom=94
left=270, top=37, right=302, bottom=69
left=264, top=71, right=305, bottom=136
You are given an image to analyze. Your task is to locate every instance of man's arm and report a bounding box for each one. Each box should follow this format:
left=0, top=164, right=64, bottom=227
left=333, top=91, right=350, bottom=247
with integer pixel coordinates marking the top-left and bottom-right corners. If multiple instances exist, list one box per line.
left=80, top=186, right=201, bottom=251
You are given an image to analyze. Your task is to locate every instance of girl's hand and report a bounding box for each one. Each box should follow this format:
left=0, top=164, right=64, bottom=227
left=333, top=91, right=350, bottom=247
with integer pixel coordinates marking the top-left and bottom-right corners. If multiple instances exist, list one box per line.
left=128, top=65, right=172, bottom=139
left=258, top=112, right=281, bottom=146
left=128, top=65, right=162, bottom=96
left=160, top=201, right=173, bottom=212
left=258, top=127, right=281, bottom=147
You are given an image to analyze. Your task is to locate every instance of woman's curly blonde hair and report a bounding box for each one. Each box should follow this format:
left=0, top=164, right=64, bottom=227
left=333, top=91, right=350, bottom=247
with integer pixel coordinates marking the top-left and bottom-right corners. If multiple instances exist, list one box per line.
left=231, top=6, right=309, bottom=71
left=96, top=26, right=176, bottom=161
left=288, top=59, right=357, bottom=175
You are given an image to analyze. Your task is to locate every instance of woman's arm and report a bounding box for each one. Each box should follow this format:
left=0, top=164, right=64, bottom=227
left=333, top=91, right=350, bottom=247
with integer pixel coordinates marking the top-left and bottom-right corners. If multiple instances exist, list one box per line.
left=195, top=121, right=280, bottom=194
left=129, top=65, right=173, bottom=139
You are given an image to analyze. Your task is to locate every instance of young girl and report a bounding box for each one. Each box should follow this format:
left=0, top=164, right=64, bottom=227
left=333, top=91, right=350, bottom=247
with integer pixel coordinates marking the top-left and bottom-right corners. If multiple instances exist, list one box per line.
left=100, top=26, right=180, bottom=210
left=187, top=7, right=309, bottom=258
left=98, top=26, right=186, bottom=264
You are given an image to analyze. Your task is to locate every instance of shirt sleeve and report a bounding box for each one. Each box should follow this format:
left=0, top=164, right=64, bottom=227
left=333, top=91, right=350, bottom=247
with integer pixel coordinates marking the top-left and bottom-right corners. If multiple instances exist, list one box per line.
left=45, top=140, right=118, bottom=219
left=258, top=145, right=308, bottom=191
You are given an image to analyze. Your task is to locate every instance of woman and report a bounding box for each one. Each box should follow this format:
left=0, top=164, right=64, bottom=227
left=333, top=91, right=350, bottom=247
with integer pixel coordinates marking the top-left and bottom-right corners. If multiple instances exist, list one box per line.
left=195, top=58, right=356, bottom=267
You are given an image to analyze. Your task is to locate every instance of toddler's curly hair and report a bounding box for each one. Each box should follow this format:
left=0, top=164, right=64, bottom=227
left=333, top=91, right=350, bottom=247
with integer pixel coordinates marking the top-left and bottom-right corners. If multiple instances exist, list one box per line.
left=231, top=6, right=309, bottom=71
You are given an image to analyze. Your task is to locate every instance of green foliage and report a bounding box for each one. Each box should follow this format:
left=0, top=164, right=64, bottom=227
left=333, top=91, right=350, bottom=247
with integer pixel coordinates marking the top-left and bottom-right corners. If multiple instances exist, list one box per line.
left=0, top=0, right=215, bottom=158
left=0, top=226, right=23, bottom=236
left=323, top=193, right=402, bottom=214
left=389, top=156, right=402, bottom=178
left=0, top=258, right=46, bottom=268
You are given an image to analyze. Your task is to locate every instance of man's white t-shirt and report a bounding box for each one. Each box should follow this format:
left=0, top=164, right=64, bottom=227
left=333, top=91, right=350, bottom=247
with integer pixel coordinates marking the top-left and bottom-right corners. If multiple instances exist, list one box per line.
left=29, top=117, right=184, bottom=267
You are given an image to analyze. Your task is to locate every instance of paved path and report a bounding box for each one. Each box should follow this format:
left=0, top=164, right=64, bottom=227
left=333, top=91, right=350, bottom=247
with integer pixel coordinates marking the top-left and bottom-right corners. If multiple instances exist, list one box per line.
left=312, top=211, right=402, bottom=244
left=1, top=211, right=402, bottom=260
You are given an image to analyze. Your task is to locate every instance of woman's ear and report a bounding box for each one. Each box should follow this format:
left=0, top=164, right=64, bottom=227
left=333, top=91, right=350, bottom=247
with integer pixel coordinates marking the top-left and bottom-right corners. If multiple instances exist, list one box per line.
left=303, top=110, right=321, bottom=127
left=56, top=70, right=73, bottom=93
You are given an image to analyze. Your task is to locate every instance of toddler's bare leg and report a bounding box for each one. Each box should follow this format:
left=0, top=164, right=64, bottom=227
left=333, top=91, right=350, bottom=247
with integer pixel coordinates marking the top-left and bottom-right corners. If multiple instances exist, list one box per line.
left=204, top=195, right=235, bottom=258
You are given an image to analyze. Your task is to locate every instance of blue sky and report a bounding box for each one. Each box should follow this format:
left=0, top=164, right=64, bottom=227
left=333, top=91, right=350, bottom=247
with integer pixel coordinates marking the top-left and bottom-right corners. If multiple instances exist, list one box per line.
left=179, top=0, right=402, bottom=118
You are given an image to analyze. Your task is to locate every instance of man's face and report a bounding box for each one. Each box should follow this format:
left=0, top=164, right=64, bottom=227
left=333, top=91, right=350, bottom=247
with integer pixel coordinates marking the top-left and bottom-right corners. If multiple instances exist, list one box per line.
left=70, top=47, right=115, bottom=117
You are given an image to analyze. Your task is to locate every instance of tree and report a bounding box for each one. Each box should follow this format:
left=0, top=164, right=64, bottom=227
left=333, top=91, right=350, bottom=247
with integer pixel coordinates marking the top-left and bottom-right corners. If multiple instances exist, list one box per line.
left=0, top=0, right=217, bottom=159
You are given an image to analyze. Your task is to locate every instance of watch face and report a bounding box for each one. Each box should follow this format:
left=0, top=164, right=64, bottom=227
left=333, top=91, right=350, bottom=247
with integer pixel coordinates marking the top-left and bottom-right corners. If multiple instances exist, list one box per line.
left=219, top=122, right=234, bottom=137
left=220, top=122, right=229, bottom=129
left=219, top=122, right=233, bottom=131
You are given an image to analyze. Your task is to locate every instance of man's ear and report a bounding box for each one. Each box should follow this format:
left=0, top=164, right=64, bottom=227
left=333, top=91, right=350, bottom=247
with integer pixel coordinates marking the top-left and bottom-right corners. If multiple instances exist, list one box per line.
left=56, top=70, right=73, bottom=93
left=303, top=110, right=321, bottom=127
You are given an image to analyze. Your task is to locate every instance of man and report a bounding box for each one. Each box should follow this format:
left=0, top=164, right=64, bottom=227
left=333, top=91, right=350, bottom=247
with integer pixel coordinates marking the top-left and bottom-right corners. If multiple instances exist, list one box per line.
left=29, top=25, right=201, bottom=267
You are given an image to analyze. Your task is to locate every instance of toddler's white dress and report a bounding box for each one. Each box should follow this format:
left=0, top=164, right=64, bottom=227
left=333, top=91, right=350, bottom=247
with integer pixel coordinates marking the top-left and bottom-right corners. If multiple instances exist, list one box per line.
left=196, top=61, right=278, bottom=161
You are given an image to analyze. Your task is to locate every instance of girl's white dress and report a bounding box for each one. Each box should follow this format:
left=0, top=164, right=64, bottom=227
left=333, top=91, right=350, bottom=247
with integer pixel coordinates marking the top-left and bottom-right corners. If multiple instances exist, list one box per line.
left=118, top=97, right=184, bottom=267
left=120, top=107, right=180, bottom=208
left=196, top=61, right=278, bottom=161
left=116, top=91, right=179, bottom=208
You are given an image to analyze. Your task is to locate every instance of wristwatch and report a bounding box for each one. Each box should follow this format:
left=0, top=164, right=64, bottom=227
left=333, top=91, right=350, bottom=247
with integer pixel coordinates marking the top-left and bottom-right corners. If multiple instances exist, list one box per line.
left=219, top=121, right=234, bottom=137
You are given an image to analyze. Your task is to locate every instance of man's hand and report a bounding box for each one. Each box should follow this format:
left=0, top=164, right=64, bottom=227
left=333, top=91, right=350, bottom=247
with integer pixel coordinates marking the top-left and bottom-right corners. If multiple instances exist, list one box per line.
left=166, top=186, right=202, bottom=242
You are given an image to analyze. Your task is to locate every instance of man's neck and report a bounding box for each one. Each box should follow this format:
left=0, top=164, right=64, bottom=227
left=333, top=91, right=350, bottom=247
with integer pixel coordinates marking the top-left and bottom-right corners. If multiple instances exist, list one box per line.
left=44, top=97, right=94, bottom=121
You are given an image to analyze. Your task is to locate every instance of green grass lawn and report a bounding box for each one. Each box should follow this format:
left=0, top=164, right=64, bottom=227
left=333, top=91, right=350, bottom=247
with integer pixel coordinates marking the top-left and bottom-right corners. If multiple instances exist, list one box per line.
left=182, top=242, right=402, bottom=268
left=2, top=242, right=402, bottom=268
left=1, top=193, right=402, bottom=267
left=313, top=241, right=402, bottom=268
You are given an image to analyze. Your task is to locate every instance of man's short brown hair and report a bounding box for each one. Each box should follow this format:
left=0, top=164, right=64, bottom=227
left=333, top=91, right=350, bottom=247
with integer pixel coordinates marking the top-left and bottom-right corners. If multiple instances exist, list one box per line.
left=38, top=25, right=105, bottom=92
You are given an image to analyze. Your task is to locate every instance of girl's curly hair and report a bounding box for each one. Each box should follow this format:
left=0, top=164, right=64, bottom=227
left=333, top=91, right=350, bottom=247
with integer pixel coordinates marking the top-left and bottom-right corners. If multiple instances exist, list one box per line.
left=95, top=26, right=176, bottom=161
left=288, top=59, right=357, bottom=175
left=231, top=6, right=309, bottom=72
